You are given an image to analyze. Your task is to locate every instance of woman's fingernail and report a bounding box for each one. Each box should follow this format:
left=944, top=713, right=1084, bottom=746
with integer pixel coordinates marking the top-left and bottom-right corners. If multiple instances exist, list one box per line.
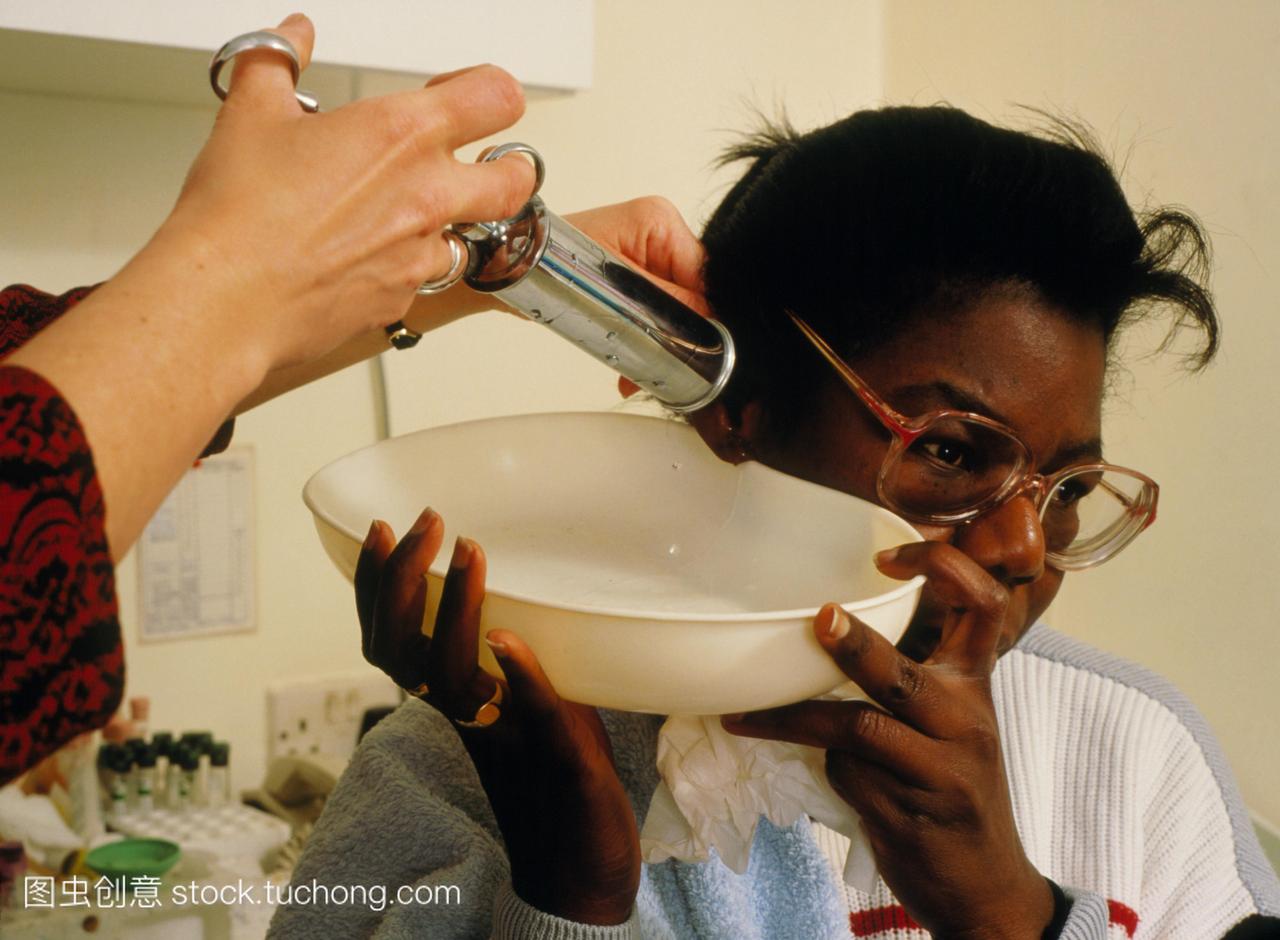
left=874, top=547, right=900, bottom=567
left=484, top=634, right=509, bottom=658
left=363, top=520, right=380, bottom=549
left=450, top=536, right=473, bottom=569
left=817, top=604, right=850, bottom=640
left=409, top=508, right=436, bottom=536
left=280, top=12, right=305, bottom=26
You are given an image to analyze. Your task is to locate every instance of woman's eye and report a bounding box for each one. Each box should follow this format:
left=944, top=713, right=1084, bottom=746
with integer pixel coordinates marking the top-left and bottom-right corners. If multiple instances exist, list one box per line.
left=1052, top=478, right=1093, bottom=506
left=919, top=439, right=975, bottom=470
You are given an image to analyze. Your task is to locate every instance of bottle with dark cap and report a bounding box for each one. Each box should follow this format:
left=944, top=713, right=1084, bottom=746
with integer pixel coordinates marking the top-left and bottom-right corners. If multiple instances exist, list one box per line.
left=98, top=743, right=129, bottom=823
left=151, top=731, right=174, bottom=801
left=209, top=742, right=231, bottom=808
left=135, top=745, right=158, bottom=814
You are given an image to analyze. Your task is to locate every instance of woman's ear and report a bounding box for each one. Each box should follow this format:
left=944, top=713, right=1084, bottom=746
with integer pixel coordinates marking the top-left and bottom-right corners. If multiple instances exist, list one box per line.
left=688, top=399, right=767, bottom=465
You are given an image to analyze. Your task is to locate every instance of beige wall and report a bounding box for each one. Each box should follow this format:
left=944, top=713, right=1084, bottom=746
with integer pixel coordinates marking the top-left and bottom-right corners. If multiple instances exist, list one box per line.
left=0, top=1, right=882, bottom=797
left=882, top=1, right=1280, bottom=825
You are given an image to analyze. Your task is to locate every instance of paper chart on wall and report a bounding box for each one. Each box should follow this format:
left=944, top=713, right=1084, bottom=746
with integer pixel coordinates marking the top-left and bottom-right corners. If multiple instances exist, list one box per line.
left=137, top=446, right=255, bottom=641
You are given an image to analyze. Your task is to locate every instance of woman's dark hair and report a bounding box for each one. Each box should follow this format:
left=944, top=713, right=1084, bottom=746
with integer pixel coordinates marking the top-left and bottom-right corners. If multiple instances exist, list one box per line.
left=701, top=106, right=1218, bottom=418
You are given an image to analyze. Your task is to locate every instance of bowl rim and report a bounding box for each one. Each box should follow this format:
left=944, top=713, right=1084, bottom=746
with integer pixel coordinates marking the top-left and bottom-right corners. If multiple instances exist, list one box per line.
left=304, top=411, right=927, bottom=624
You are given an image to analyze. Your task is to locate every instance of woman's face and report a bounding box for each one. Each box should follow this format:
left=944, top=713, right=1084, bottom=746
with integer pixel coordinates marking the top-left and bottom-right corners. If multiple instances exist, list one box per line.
left=744, top=294, right=1107, bottom=662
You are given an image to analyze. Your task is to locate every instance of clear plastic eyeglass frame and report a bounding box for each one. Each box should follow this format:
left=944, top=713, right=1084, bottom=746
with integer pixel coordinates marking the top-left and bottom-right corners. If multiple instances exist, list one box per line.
left=787, top=312, right=1159, bottom=571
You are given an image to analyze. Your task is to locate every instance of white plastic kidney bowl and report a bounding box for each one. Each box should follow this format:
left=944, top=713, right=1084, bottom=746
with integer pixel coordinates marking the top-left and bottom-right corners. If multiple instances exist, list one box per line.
left=304, top=412, right=924, bottom=715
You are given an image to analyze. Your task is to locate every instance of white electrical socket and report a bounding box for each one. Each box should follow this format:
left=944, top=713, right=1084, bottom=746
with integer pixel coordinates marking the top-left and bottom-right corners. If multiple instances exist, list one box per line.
left=266, top=672, right=401, bottom=763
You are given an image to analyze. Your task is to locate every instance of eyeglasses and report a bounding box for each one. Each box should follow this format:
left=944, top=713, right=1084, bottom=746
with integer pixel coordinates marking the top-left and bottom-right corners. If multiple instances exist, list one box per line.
left=788, top=312, right=1159, bottom=571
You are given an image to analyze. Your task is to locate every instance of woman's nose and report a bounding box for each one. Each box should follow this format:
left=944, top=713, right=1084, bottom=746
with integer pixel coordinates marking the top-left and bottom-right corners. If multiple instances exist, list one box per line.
left=952, top=494, right=1047, bottom=586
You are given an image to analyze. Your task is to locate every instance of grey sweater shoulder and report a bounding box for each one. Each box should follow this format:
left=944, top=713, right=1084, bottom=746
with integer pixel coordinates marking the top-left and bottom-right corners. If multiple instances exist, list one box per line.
left=267, top=701, right=666, bottom=939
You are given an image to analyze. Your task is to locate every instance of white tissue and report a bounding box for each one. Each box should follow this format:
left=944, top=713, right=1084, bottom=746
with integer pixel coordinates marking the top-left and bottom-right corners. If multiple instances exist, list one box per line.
left=0, top=784, right=84, bottom=868
left=640, top=714, right=880, bottom=894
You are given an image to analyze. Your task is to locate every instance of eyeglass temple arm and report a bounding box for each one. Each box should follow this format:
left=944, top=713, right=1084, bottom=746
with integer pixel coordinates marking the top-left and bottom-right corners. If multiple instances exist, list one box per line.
left=1098, top=475, right=1160, bottom=529
left=786, top=312, right=918, bottom=441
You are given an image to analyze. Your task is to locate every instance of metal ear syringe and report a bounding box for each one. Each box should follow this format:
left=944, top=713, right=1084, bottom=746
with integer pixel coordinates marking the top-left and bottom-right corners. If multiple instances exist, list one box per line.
left=425, top=144, right=735, bottom=413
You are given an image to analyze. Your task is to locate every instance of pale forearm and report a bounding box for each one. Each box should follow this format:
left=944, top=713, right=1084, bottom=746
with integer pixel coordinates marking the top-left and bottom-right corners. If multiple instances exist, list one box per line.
left=236, top=286, right=504, bottom=413
left=5, top=228, right=269, bottom=559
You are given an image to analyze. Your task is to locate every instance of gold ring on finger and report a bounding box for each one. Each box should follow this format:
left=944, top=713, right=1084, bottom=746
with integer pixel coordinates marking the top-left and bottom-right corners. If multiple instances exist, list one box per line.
left=453, top=683, right=504, bottom=730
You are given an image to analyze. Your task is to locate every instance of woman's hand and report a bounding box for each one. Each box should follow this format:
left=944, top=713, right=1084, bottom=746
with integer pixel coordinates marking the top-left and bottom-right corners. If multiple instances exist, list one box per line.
left=721, top=541, right=1054, bottom=938
left=158, top=14, right=536, bottom=373
left=356, top=509, right=641, bottom=926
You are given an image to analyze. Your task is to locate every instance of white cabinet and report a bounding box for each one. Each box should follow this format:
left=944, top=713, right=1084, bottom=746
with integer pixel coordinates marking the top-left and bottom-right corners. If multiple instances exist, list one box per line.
left=0, top=1, right=593, bottom=106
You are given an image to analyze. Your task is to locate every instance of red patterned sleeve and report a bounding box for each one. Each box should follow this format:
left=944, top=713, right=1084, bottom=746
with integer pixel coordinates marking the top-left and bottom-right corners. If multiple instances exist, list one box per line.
left=1, top=284, right=124, bottom=783
left=0, top=283, right=98, bottom=358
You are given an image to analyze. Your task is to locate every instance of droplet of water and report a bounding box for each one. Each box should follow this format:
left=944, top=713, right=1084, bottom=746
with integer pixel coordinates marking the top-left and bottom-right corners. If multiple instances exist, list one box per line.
left=605, top=354, right=619, bottom=364
left=530, top=308, right=543, bottom=320
left=605, top=331, right=618, bottom=341
left=671, top=461, right=682, bottom=471
left=667, top=543, right=682, bottom=557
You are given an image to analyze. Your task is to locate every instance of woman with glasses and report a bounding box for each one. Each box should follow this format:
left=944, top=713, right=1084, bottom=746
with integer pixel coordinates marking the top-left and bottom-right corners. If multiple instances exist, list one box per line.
left=270, top=108, right=1279, bottom=938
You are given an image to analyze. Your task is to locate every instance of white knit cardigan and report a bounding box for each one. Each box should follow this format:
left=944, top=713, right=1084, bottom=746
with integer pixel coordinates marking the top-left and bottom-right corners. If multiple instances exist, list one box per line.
left=814, top=624, right=1280, bottom=938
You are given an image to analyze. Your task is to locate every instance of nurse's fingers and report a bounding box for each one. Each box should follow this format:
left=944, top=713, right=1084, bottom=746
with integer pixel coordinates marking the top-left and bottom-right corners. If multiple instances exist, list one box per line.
left=447, top=156, right=540, bottom=228
left=403, top=63, right=527, bottom=151
left=564, top=199, right=710, bottom=315
left=224, top=13, right=316, bottom=116
left=613, top=197, right=707, bottom=301
left=423, top=64, right=494, bottom=89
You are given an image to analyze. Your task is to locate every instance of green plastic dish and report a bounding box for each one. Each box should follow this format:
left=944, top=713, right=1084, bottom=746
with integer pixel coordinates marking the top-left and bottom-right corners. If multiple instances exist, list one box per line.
left=86, top=839, right=181, bottom=881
